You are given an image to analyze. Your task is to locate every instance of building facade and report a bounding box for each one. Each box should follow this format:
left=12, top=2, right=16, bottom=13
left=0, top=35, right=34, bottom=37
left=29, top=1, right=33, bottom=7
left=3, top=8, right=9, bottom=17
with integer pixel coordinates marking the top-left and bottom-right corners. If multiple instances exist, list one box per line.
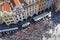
left=13, top=6, right=24, bottom=22
left=0, top=4, right=3, bottom=24
left=19, top=0, right=38, bottom=19
left=2, top=14, right=17, bottom=25
left=0, top=0, right=59, bottom=25
left=38, top=0, right=47, bottom=12
left=11, top=0, right=24, bottom=22
left=0, top=0, right=17, bottom=25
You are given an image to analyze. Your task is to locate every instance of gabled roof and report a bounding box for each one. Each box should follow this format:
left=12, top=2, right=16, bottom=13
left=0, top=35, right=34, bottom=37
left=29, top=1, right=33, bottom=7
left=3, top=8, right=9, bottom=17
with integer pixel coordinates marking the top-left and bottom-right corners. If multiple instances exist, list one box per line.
left=4, top=1, right=10, bottom=13
left=11, top=0, right=20, bottom=7
left=13, top=0, right=20, bottom=6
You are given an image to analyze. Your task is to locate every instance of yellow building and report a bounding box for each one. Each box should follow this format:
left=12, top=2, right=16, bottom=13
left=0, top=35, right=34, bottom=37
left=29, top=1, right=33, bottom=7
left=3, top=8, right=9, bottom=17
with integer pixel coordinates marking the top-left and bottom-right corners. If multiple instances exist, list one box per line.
left=2, top=13, right=17, bottom=25
left=0, top=0, right=17, bottom=25
left=38, top=0, right=47, bottom=12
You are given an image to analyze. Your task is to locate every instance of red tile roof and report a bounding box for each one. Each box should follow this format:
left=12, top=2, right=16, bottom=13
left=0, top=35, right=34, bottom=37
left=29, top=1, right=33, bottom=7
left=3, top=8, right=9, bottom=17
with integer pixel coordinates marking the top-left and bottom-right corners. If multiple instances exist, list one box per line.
left=0, top=0, right=2, bottom=3
left=13, top=0, right=20, bottom=6
left=0, top=5, right=2, bottom=11
left=4, top=2, right=10, bottom=13
left=10, top=0, right=22, bottom=7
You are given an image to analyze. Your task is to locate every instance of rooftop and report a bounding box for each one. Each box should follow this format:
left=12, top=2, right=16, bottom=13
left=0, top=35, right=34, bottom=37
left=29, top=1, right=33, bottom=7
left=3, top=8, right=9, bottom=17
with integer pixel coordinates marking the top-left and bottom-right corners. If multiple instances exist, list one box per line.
left=4, top=1, right=10, bottom=13
left=0, top=5, right=2, bottom=11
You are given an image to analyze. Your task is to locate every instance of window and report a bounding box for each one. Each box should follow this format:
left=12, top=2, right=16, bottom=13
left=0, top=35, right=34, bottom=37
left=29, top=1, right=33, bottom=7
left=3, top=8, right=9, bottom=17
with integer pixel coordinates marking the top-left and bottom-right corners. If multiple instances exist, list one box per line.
left=11, top=21, right=14, bottom=23
left=39, top=5, right=41, bottom=6
left=4, top=16, right=6, bottom=17
left=2, top=0, right=4, bottom=2
left=9, top=18, right=13, bottom=20
left=35, top=6, right=37, bottom=8
left=42, top=3, right=43, bottom=6
left=27, top=12, right=29, bottom=16
left=29, top=1, right=31, bottom=4
left=20, top=17, right=21, bottom=19
left=30, top=7, right=31, bottom=10
left=5, top=19, right=8, bottom=21
left=40, top=1, right=41, bottom=3
left=35, top=9, right=36, bottom=12
left=41, top=7, right=42, bottom=9
left=45, top=0, right=47, bottom=1
left=16, top=19, right=18, bottom=20
left=44, top=2, right=46, bottom=5
left=15, top=16, right=17, bottom=18
left=7, top=15, right=9, bottom=17
left=32, top=6, right=34, bottom=9
left=33, top=10, right=34, bottom=13
left=23, top=16, right=24, bottom=18
left=7, top=22, right=10, bottom=23
left=39, top=8, right=40, bottom=10
left=27, top=8, right=28, bottom=11
left=19, top=14, right=20, bottom=16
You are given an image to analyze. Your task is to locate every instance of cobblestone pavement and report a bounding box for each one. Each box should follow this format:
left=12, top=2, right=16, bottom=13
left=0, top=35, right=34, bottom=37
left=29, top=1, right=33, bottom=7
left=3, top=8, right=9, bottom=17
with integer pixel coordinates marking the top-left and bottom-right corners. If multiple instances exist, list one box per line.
left=2, top=19, right=57, bottom=40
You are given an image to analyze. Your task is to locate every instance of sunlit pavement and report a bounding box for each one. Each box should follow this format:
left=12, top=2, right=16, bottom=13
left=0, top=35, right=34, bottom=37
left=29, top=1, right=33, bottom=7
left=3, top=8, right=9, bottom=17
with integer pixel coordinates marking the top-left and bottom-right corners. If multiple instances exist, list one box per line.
left=46, top=24, right=60, bottom=40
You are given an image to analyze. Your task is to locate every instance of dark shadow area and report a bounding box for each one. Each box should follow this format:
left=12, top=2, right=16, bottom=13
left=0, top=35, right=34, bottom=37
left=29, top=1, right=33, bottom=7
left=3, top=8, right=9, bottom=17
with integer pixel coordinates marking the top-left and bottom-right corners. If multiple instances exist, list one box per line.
left=32, top=14, right=38, bottom=18
left=0, top=22, right=9, bottom=30
left=51, top=11, right=60, bottom=26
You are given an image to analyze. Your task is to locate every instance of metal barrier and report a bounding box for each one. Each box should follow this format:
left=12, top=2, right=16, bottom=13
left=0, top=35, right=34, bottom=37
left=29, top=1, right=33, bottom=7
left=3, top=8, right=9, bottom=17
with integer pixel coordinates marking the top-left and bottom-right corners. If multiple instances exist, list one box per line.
left=0, top=27, right=18, bottom=32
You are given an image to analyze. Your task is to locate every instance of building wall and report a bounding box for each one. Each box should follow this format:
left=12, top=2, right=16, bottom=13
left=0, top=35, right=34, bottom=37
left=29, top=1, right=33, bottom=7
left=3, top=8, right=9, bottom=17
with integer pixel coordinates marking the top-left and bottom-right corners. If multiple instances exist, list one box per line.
left=24, top=0, right=37, bottom=4
left=21, top=0, right=38, bottom=19
left=2, top=13, right=17, bottom=25
left=38, top=0, right=47, bottom=12
left=22, top=4, right=38, bottom=19
left=13, top=6, right=24, bottom=22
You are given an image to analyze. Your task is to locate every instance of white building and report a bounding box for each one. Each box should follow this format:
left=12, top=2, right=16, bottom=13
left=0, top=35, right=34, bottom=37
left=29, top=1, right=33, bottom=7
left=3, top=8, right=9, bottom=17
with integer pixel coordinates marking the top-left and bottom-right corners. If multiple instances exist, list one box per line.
left=13, top=5, right=24, bottom=22
left=20, top=0, right=38, bottom=19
